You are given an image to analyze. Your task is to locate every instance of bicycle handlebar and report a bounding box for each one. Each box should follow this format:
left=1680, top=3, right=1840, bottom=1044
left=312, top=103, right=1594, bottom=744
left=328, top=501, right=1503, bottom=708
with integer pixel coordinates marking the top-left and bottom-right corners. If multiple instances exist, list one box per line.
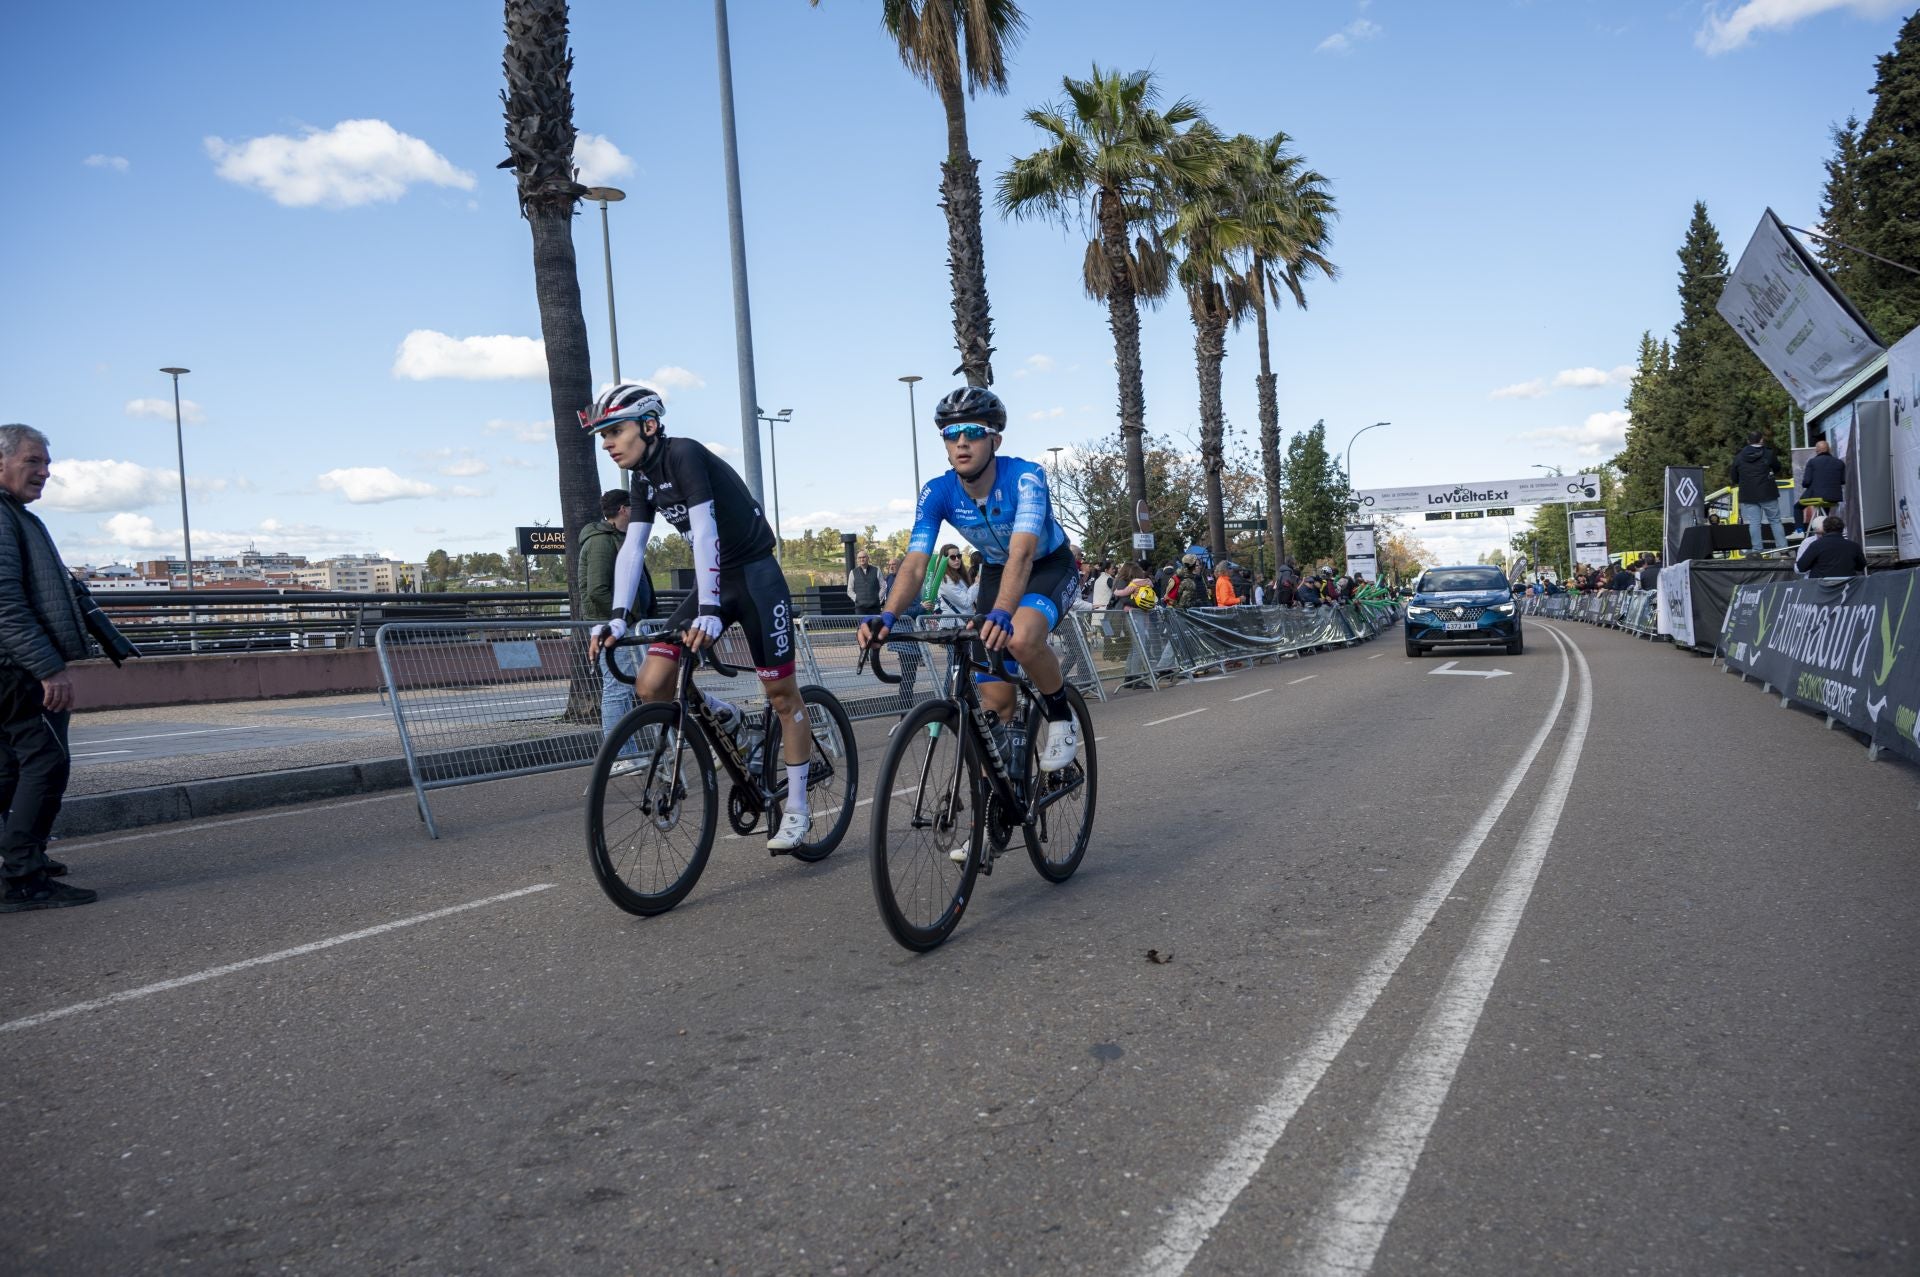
left=864, top=623, right=1019, bottom=686
left=602, top=628, right=739, bottom=685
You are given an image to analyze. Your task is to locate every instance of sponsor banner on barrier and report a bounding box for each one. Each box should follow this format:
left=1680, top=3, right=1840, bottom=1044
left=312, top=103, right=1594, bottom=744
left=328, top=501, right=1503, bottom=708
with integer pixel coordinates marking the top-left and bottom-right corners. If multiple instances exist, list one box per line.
left=1657, top=563, right=1696, bottom=646
left=1888, top=328, right=1920, bottom=561
left=1716, top=208, right=1884, bottom=410
left=1720, top=569, right=1920, bottom=766
left=1352, top=473, right=1600, bottom=516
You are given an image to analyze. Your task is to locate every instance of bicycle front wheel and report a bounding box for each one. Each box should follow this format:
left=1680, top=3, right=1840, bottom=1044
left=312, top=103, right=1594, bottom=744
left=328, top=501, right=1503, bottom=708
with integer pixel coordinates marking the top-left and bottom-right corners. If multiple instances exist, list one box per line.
left=1022, top=685, right=1098, bottom=883
left=870, top=699, right=980, bottom=951
left=586, top=704, right=718, bottom=915
left=765, top=685, right=860, bottom=863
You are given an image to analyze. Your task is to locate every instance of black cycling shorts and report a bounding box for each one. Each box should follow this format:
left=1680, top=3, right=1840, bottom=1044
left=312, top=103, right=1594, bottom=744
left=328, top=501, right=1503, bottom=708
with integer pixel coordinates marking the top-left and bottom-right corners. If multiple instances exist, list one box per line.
left=976, top=546, right=1082, bottom=631
left=652, top=555, right=795, bottom=680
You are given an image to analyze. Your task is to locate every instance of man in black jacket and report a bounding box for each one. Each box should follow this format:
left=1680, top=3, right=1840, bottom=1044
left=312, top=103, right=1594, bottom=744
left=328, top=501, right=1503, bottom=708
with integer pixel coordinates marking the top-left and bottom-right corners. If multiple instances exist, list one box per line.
left=1795, top=516, right=1868, bottom=577
left=1637, top=555, right=1662, bottom=590
left=1729, top=431, right=1790, bottom=552
left=0, top=425, right=96, bottom=911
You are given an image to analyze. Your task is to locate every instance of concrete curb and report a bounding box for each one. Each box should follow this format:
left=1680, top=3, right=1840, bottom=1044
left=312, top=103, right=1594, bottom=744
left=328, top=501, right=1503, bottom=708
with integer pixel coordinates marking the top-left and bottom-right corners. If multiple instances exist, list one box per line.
left=56, top=757, right=416, bottom=840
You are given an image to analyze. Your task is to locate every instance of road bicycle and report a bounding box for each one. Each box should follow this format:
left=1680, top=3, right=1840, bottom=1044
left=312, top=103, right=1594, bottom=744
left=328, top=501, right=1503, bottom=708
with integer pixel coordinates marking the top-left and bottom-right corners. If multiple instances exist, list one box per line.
left=585, top=628, right=858, bottom=915
left=865, top=624, right=1098, bottom=951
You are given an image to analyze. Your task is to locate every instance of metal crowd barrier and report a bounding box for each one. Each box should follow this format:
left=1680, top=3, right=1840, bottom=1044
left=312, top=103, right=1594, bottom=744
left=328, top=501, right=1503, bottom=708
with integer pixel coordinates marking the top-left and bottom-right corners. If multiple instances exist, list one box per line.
left=1522, top=590, right=1663, bottom=639
left=380, top=602, right=1394, bottom=834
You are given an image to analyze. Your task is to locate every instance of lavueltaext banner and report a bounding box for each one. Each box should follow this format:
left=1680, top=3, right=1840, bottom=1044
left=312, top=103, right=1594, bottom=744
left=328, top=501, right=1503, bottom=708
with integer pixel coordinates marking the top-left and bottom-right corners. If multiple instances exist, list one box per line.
left=1717, top=207, right=1884, bottom=410
left=1353, top=473, right=1600, bottom=516
left=1720, top=568, right=1920, bottom=767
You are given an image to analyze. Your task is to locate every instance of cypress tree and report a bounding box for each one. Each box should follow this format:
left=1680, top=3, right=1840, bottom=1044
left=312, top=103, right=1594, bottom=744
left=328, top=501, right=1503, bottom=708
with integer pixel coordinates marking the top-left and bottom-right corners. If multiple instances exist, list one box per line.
left=1854, top=12, right=1920, bottom=343
left=1667, top=202, right=1791, bottom=469
left=1616, top=331, right=1678, bottom=513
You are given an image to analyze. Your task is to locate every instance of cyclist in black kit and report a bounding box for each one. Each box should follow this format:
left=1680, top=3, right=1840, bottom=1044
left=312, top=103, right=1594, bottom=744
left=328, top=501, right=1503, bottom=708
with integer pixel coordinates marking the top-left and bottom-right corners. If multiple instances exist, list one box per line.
left=581, top=383, right=816, bottom=852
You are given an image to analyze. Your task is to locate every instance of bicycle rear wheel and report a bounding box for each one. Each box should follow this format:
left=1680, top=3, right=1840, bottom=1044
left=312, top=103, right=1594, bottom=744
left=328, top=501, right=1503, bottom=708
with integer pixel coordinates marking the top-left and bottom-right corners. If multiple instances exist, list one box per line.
left=1022, top=685, right=1097, bottom=883
left=586, top=704, right=718, bottom=915
left=765, top=685, right=860, bottom=862
left=870, top=699, right=980, bottom=951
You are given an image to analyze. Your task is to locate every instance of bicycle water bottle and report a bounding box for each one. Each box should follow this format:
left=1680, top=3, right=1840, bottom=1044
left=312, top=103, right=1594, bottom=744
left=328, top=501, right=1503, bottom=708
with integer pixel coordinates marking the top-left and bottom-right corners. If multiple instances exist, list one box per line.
left=1005, top=718, right=1028, bottom=774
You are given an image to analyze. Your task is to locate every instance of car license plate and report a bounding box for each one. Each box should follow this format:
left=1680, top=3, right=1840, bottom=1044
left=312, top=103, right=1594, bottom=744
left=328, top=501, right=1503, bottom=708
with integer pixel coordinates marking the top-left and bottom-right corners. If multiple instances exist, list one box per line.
left=1444, top=621, right=1477, bottom=631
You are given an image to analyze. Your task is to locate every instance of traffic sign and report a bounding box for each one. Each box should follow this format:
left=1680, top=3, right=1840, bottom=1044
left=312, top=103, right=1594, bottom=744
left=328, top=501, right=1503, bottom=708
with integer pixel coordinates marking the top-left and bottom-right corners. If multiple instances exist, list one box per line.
left=1132, top=532, right=1155, bottom=551
left=1223, top=518, right=1266, bottom=532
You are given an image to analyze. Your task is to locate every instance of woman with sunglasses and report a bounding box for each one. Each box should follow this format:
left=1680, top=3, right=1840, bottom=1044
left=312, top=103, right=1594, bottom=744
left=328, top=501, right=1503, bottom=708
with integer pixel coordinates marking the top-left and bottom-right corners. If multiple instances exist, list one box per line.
left=858, top=386, right=1082, bottom=773
left=934, top=544, right=977, bottom=616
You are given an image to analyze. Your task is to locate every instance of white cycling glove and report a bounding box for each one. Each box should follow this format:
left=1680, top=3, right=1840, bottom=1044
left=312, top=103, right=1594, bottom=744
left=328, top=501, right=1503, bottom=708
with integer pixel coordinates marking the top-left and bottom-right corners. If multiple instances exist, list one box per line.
left=596, top=617, right=628, bottom=643
left=687, top=612, right=724, bottom=643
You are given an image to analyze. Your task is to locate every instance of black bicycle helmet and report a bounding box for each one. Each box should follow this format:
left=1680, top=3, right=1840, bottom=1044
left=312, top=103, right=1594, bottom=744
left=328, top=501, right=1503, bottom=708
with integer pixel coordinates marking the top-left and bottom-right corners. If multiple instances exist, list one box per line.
left=932, top=385, right=1007, bottom=432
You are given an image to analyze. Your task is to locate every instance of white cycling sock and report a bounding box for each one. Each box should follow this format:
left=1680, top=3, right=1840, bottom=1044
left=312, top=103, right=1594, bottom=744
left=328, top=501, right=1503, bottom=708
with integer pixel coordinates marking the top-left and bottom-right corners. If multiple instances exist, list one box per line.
left=785, top=761, right=809, bottom=816
left=703, top=691, right=738, bottom=721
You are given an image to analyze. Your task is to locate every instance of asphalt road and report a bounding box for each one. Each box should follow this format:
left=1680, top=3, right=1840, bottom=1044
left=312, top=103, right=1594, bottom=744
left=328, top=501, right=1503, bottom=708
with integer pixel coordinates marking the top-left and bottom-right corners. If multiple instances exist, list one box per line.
left=5, top=621, right=1915, bottom=1275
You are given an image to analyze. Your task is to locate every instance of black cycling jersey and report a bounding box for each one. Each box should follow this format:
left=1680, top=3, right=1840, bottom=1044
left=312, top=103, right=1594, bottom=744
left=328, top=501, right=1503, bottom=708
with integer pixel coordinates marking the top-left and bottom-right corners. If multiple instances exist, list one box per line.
left=629, top=436, right=778, bottom=569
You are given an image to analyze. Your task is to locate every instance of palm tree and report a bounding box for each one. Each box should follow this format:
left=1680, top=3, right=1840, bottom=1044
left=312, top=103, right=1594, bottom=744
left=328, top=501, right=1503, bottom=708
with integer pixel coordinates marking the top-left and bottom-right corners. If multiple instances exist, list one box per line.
left=999, top=67, right=1216, bottom=548
left=1169, top=124, right=1242, bottom=559
left=501, top=0, right=598, bottom=619
left=818, top=1, right=1025, bottom=385
left=1236, top=131, right=1335, bottom=567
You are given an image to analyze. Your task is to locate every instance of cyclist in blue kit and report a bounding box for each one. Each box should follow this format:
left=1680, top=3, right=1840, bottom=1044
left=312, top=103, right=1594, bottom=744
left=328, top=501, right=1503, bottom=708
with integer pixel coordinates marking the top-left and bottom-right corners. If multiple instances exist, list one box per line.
left=859, top=386, right=1082, bottom=772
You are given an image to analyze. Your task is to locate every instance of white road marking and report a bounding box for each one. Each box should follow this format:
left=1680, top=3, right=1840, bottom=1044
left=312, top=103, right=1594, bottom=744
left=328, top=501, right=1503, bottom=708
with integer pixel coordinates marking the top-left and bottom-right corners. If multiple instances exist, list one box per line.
left=1294, top=626, right=1591, bottom=1274
left=1367, top=654, right=1384, bottom=660
left=74, top=724, right=261, bottom=746
left=1142, top=708, right=1208, bottom=728
left=56, top=792, right=412, bottom=851
left=73, top=750, right=133, bottom=760
left=1230, top=688, right=1274, bottom=703
left=1286, top=675, right=1318, bottom=685
left=1131, top=626, right=1575, bottom=1277
left=1429, top=660, right=1511, bottom=679
left=0, top=884, right=556, bottom=1035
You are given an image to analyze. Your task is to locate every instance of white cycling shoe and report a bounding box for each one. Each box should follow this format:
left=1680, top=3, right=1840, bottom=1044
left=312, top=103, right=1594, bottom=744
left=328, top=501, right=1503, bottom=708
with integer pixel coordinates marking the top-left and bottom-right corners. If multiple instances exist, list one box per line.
left=1038, top=718, right=1079, bottom=771
left=768, top=810, right=811, bottom=853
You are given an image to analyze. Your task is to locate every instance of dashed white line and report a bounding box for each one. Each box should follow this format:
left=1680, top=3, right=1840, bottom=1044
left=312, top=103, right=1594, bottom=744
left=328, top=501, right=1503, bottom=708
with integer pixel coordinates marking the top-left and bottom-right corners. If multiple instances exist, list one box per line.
left=1231, top=689, right=1274, bottom=702
left=1287, top=675, right=1319, bottom=685
left=74, top=724, right=261, bottom=746
left=1368, top=653, right=1384, bottom=660
left=1141, top=708, right=1209, bottom=728
left=1131, top=626, right=1576, bottom=1277
left=73, top=750, right=133, bottom=760
left=0, top=884, right=556, bottom=1035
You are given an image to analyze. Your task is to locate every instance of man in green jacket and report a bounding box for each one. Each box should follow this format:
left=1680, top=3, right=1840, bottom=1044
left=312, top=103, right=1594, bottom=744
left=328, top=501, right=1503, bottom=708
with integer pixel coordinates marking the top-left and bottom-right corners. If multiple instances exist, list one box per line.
left=580, top=489, right=643, bottom=756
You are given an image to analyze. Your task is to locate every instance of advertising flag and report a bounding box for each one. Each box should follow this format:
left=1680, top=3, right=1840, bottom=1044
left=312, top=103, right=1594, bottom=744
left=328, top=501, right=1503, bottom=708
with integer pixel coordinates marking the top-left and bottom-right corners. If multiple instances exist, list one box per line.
left=1716, top=208, right=1883, bottom=410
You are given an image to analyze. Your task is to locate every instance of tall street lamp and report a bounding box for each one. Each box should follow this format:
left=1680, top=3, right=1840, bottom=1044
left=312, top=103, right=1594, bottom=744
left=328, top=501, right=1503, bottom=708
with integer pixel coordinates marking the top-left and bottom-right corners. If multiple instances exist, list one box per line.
left=756, top=407, right=793, bottom=557
left=582, top=186, right=626, bottom=381
left=1344, top=420, right=1391, bottom=488
left=159, top=368, right=194, bottom=595
left=898, top=375, right=924, bottom=494
left=714, top=0, right=765, bottom=501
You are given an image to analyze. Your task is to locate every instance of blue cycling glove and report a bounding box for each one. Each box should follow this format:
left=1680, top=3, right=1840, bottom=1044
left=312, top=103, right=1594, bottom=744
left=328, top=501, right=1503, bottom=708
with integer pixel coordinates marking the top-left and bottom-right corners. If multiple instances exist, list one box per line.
left=872, top=610, right=896, bottom=632
left=984, top=608, right=1014, bottom=634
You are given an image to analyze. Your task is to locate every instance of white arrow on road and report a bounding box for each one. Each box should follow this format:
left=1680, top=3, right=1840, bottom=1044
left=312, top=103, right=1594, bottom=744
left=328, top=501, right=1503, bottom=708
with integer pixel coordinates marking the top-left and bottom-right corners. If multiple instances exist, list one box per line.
left=1429, top=660, right=1512, bottom=679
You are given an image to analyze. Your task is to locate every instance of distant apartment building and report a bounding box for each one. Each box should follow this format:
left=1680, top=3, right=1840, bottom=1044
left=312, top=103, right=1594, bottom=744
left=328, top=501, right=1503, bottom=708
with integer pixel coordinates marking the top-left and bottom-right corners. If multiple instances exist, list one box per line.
left=291, top=554, right=426, bottom=593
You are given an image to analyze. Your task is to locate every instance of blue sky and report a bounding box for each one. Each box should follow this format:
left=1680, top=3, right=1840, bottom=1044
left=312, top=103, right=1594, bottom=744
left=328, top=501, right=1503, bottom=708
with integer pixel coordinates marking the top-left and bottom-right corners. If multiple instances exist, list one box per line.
left=2, top=0, right=1910, bottom=571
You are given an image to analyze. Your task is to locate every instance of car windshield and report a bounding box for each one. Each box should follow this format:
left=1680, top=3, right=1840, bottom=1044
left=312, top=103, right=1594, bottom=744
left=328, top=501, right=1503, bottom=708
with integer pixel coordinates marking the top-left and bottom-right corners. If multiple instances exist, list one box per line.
left=1418, top=569, right=1507, bottom=593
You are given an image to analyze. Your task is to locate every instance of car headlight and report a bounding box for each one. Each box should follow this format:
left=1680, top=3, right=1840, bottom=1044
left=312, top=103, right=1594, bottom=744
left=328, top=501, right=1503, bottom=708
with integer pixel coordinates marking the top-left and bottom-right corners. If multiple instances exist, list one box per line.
left=1493, top=602, right=1515, bottom=615
left=1406, top=605, right=1432, bottom=616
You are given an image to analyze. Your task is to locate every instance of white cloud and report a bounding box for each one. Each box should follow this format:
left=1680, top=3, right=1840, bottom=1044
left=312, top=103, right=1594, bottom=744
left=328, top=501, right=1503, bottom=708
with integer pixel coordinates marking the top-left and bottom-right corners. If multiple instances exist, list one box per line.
left=1491, top=364, right=1635, bottom=399
left=125, top=396, right=206, bottom=423
left=1013, top=354, right=1056, bottom=378
left=484, top=418, right=549, bottom=444
left=83, top=154, right=129, bottom=172
left=1696, top=0, right=1903, bottom=54
left=393, top=330, right=546, bottom=380
left=438, top=457, right=490, bottom=477
left=1027, top=407, right=1067, bottom=421
left=206, top=119, right=475, bottom=208
left=317, top=467, right=437, bottom=503
left=1519, top=409, right=1631, bottom=458
left=497, top=455, right=539, bottom=470
left=573, top=132, right=635, bottom=187
left=85, top=514, right=365, bottom=556
left=1490, top=379, right=1548, bottom=401
left=702, top=440, right=739, bottom=458
left=43, top=459, right=175, bottom=512
left=648, top=365, right=706, bottom=394
left=1317, top=16, right=1381, bottom=52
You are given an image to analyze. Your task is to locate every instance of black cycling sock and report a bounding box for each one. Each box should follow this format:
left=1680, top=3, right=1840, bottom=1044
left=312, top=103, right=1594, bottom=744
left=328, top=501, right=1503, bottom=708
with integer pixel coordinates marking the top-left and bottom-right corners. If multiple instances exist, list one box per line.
left=1041, top=686, right=1072, bottom=722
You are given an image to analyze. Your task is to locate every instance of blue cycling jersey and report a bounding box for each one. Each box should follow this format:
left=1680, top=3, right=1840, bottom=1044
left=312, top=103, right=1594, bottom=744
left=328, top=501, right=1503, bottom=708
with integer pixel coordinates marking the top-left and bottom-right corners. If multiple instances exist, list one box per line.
left=907, top=456, right=1070, bottom=565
